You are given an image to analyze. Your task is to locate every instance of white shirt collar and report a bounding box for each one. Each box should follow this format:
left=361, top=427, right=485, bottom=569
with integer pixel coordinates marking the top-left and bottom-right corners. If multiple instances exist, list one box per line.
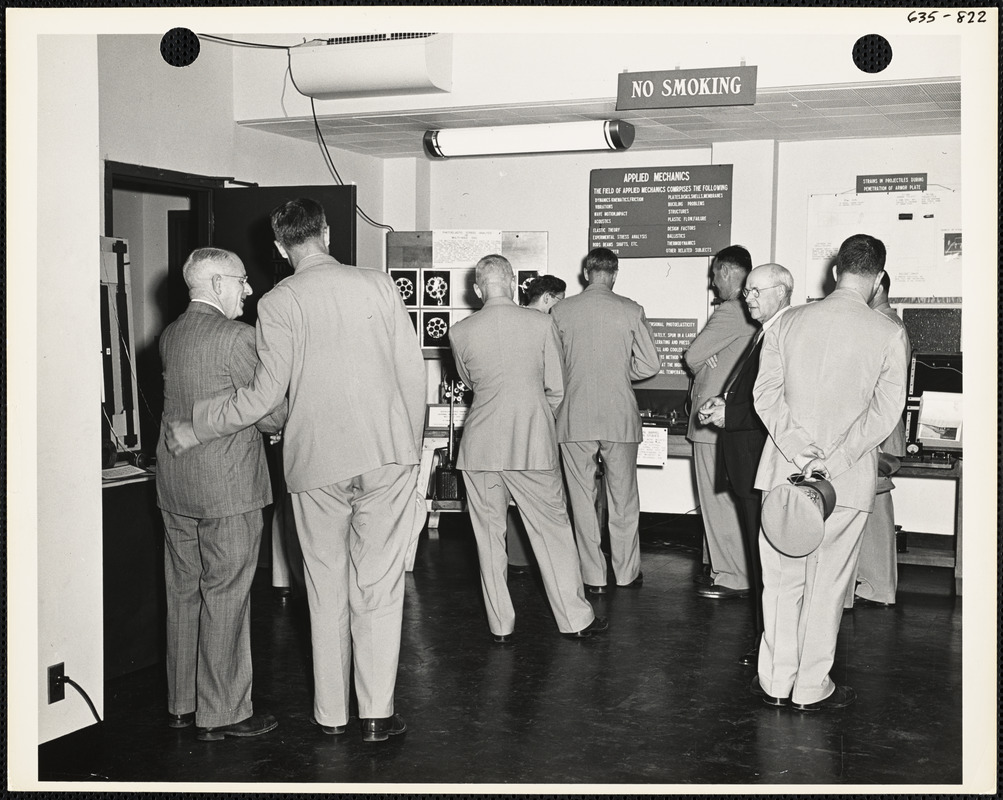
left=761, top=303, right=792, bottom=334
left=191, top=297, right=224, bottom=314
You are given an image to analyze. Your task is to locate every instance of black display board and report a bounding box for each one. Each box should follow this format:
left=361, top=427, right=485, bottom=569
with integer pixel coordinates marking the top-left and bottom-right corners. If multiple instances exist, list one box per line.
left=589, top=165, right=733, bottom=258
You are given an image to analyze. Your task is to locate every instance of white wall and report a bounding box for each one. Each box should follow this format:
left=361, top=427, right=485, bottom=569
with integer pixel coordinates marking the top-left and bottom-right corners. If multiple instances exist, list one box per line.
left=33, top=35, right=105, bottom=746
left=98, top=34, right=235, bottom=181
left=232, top=29, right=961, bottom=122
left=775, top=135, right=961, bottom=306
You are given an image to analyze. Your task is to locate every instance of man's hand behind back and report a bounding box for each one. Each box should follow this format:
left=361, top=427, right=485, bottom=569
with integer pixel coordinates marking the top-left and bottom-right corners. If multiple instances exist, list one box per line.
left=165, top=419, right=200, bottom=456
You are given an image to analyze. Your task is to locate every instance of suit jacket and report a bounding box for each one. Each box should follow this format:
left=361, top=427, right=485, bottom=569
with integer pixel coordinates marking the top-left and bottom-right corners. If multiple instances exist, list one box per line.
left=550, top=283, right=661, bottom=443
left=157, top=301, right=286, bottom=518
left=684, top=298, right=757, bottom=444
left=718, top=334, right=767, bottom=499
left=449, top=296, right=564, bottom=471
left=753, top=288, right=909, bottom=512
left=193, top=254, right=426, bottom=493
left=873, top=301, right=912, bottom=459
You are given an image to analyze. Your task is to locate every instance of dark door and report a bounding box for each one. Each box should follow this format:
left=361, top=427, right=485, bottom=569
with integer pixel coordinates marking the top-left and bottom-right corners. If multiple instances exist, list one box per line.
left=211, top=186, right=357, bottom=324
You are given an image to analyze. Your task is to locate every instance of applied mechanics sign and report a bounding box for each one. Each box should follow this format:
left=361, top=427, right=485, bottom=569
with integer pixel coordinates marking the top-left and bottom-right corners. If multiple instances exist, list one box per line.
left=589, top=165, right=733, bottom=258
left=617, top=66, right=758, bottom=110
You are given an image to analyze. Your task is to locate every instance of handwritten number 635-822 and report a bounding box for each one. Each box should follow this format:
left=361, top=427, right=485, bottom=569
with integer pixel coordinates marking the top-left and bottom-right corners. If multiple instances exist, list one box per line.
left=907, top=9, right=987, bottom=23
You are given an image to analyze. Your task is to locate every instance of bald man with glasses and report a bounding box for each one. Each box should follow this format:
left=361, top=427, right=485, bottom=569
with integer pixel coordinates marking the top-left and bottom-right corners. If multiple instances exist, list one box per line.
left=157, top=247, right=287, bottom=740
left=698, top=264, right=794, bottom=665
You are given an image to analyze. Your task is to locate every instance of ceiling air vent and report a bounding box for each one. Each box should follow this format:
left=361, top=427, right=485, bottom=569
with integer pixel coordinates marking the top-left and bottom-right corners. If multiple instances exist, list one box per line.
left=289, top=33, right=452, bottom=99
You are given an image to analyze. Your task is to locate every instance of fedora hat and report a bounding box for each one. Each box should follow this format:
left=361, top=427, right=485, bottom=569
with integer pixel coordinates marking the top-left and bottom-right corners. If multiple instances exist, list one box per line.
left=761, top=472, right=837, bottom=557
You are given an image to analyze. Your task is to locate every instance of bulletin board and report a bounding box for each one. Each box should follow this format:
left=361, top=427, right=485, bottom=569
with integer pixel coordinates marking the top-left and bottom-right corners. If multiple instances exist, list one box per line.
left=386, top=230, right=548, bottom=358
left=805, top=186, right=961, bottom=302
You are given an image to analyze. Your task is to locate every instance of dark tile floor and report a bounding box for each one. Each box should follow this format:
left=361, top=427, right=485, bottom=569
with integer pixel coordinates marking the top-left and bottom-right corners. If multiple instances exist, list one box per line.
left=40, top=512, right=962, bottom=787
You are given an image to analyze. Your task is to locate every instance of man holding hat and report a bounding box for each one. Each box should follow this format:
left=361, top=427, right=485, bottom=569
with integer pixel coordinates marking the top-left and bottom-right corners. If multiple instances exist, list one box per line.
left=751, top=234, right=909, bottom=711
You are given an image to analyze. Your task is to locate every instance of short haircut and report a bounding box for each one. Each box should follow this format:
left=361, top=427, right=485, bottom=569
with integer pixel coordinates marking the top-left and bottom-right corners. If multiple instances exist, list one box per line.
left=525, top=275, right=567, bottom=304
left=182, top=247, right=237, bottom=288
left=270, top=198, right=327, bottom=250
left=879, top=271, right=891, bottom=295
left=835, top=234, right=886, bottom=277
left=585, top=247, right=618, bottom=275
left=475, top=254, right=513, bottom=286
left=713, top=245, right=752, bottom=275
left=754, top=262, right=794, bottom=300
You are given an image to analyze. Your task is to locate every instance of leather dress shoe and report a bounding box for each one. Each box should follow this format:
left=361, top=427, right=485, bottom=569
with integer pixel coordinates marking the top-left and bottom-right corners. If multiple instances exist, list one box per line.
left=168, top=712, right=194, bottom=729
left=584, top=583, right=608, bottom=595
left=739, top=644, right=759, bottom=666
left=619, top=572, right=643, bottom=589
left=491, top=632, right=513, bottom=644
left=564, top=616, right=609, bottom=639
left=693, top=566, right=713, bottom=586
left=196, top=713, right=278, bottom=741
left=749, top=675, right=789, bottom=707
left=311, top=717, right=347, bottom=735
left=361, top=712, right=407, bottom=742
left=854, top=595, right=894, bottom=608
left=697, top=583, right=749, bottom=600
left=793, top=684, right=857, bottom=712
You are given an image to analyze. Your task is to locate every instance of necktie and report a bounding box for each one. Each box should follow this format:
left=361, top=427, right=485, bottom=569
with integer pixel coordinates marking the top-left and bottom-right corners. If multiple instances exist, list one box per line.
left=724, top=330, right=763, bottom=397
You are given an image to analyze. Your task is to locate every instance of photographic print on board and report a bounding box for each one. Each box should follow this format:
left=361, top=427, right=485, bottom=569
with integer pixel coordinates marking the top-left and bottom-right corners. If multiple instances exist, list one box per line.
left=421, top=269, right=451, bottom=307
left=390, top=269, right=419, bottom=307
left=408, top=310, right=419, bottom=334
left=421, top=310, right=451, bottom=349
left=452, top=266, right=477, bottom=309
left=517, top=270, right=540, bottom=305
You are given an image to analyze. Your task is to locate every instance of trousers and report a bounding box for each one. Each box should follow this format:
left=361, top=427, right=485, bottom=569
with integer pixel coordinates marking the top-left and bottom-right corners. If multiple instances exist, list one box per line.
left=462, top=468, right=595, bottom=635
left=758, top=505, right=867, bottom=705
left=290, top=463, right=419, bottom=727
left=162, top=507, right=263, bottom=728
left=560, top=440, right=641, bottom=586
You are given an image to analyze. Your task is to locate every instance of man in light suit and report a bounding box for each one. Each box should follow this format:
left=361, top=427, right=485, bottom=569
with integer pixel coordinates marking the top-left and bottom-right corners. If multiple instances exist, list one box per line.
left=157, top=247, right=286, bottom=741
left=697, top=263, right=794, bottom=665
left=449, top=255, right=606, bottom=641
left=684, top=245, right=758, bottom=600
left=752, top=234, right=908, bottom=711
left=848, top=272, right=912, bottom=607
left=504, top=274, right=569, bottom=577
left=551, top=247, right=661, bottom=593
left=167, top=199, right=426, bottom=742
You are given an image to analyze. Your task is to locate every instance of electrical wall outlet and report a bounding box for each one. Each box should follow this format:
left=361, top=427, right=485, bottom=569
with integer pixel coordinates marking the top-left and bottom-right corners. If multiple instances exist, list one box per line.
left=47, top=662, right=65, bottom=704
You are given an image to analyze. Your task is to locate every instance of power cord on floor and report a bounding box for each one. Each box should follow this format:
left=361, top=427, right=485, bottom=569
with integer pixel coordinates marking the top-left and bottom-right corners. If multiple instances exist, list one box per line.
left=59, top=674, right=104, bottom=725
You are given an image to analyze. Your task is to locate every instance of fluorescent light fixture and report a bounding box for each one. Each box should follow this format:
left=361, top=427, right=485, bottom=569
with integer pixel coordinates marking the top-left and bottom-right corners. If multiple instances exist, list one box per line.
left=423, top=120, right=635, bottom=158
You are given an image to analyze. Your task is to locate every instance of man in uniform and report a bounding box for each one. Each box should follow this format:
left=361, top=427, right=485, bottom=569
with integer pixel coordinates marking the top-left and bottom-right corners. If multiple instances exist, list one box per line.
left=684, top=245, right=757, bottom=600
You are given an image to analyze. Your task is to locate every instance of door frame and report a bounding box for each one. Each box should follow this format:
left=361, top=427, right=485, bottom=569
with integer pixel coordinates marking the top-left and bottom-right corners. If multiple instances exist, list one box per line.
left=104, top=160, right=225, bottom=243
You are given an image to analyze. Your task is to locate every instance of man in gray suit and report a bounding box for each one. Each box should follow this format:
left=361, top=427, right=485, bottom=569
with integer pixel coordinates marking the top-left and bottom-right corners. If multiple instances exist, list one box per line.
left=156, top=247, right=286, bottom=741
left=752, top=234, right=908, bottom=711
left=684, top=245, right=757, bottom=600
left=166, top=199, right=426, bottom=742
left=551, top=247, right=661, bottom=593
left=449, top=255, right=605, bottom=641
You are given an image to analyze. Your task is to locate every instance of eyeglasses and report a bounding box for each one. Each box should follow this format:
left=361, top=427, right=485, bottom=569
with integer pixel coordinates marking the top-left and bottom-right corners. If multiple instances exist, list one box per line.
left=742, top=283, right=782, bottom=299
left=218, top=274, right=249, bottom=286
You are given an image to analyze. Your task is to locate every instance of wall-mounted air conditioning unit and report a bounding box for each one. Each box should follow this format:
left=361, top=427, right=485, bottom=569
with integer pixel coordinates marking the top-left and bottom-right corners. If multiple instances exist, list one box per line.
left=289, top=33, right=453, bottom=100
